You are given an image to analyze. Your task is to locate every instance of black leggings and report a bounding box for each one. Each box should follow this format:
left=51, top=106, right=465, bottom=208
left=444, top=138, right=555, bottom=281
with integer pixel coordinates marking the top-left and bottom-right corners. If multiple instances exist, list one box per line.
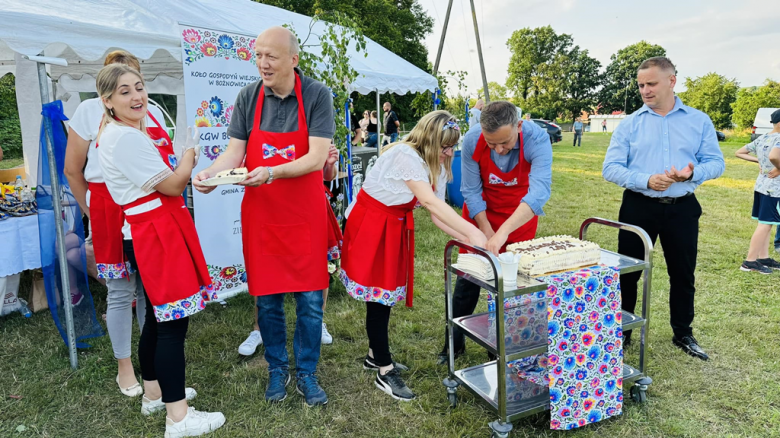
left=124, top=240, right=189, bottom=403
left=366, top=301, right=392, bottom=367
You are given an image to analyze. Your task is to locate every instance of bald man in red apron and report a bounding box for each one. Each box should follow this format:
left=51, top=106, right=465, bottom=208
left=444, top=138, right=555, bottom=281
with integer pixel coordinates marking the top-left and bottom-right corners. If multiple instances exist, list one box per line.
left=438, top=101, right=553, bottom=363
left=194, top=27, right=334, bottom=407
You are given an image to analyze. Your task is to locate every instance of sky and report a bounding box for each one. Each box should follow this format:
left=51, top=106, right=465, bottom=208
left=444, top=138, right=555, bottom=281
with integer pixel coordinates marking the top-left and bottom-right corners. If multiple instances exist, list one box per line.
left=416, top=0, right=780, bottom=95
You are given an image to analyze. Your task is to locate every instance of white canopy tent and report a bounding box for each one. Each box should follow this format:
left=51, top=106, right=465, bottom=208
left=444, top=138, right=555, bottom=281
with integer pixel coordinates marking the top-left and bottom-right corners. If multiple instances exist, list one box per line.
left=0, top=0, right=439, bottom=182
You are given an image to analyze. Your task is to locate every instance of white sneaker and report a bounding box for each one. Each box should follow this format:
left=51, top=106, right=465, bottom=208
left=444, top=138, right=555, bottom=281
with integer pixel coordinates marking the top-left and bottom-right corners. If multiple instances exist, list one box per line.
left=238, top=330, right=263, bottom=356
left=321, top=323, right=333, bottom=345
left=164, top=407, right=225, bottom=438
left=142, top=388, right=197, bottom=416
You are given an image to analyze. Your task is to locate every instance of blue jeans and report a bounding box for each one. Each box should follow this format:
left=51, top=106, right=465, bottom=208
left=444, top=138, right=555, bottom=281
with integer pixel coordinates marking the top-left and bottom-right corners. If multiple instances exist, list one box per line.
left=775, top=226, right=780, bottom=249
left=256, top=290, right=323, bottom=377
left=383, top=132, right=398, bottom=145
left=366, top=133, right=378, bottom=148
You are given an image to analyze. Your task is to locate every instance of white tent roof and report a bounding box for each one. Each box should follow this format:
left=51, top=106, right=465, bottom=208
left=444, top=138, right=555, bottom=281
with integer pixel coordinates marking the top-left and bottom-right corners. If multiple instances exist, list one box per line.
left=0, top=0, right=437, bottom=95
left=0, top=0, right=437, bottom=184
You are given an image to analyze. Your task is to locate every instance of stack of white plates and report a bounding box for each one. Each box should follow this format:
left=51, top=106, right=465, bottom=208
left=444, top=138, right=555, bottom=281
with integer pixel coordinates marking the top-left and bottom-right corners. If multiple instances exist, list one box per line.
left=453, top=254, right=494, bottom=281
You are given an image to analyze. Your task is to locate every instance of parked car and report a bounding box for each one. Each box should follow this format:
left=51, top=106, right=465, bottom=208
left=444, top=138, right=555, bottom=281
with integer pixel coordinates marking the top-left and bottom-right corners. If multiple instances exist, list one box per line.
left=531, top=119, right=562, bottom=144
left=716, top=131, right=726, bottom=142
left=752, top=108, right=780, bottom=141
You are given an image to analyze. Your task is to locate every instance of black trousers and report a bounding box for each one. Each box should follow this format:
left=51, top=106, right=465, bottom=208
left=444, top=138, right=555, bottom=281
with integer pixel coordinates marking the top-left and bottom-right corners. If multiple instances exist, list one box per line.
left=366, top=302, right=392, bottom=367
left=442, top=277, right=482, bottom=354
left=617, top=190, right=701, bottom=339
left=124, top=240, right=189, bottom=403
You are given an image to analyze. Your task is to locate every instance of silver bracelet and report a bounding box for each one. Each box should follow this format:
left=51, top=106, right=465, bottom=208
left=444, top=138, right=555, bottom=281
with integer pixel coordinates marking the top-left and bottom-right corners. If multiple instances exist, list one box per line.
left=266, top=166, right=274, bottom=184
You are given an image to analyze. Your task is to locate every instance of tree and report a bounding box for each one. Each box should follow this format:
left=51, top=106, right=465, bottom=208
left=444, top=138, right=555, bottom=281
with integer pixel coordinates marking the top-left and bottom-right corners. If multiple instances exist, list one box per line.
left=256, top=0, right=434, bottom=124
left=599, top=41, right=666, bottom=114
left=0, top=73, right=22, bottom=159
left=677, top=73, right=739, bottom=130
left=560, top=48, right=602, bottom=122
left=478, top=82, right=509, bottom=101
left=506, top=26, right=573, bottom=102
left=731, top=80, right=780, bottom=129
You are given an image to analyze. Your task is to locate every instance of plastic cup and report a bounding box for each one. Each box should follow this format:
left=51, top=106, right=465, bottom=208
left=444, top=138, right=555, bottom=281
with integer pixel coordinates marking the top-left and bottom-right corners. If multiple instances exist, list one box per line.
left=498, top=252, right=520, bottom=290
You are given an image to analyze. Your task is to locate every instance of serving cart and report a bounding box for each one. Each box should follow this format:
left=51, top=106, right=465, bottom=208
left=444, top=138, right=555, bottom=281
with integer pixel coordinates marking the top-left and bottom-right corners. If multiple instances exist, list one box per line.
left=442, top=218, right=654, bottom=437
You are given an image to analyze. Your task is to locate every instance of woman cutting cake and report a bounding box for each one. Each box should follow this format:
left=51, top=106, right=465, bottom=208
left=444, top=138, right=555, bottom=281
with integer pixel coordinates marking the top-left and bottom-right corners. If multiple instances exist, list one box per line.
left=339, top=110, right=487, bottom=401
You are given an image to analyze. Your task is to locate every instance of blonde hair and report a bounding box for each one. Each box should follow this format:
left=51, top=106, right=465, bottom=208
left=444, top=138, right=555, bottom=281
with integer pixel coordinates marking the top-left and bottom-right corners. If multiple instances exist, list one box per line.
left=381, top=110, right=459, bottom=185
left=104, top=50, right=141, bottom=71
left=95, top=64, right=148, bottom=140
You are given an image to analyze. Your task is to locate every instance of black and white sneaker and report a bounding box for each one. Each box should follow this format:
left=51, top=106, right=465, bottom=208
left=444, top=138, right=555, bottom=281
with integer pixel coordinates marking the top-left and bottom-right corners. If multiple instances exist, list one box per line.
left=363, top=355, right=409, bottom=372
left=740, top=260, right=773, bottom=274
left=757, top=258, right=780, bottom=270
left=375, top=368, right=416, bottom=401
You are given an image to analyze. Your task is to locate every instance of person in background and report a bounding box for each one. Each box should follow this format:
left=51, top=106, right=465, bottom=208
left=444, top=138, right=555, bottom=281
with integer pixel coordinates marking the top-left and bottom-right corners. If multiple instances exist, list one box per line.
left=602, top=119, right=607, bottom=132
left=573, top=117, right=584, bottom=147
left=524, top=113, right=531, bottom=121
left=469, top=99, right=484, bottom=128
left=359, top=110, right=370, bottom=144
left=350, top=102, right=361, bottom=146
left=365, top=111, right=379, bottom=148
left=383, top=102, right=400, bottom=145
left=96, top=64, right=224, bottom=437
left=737, top=108, right=780, bottom=273
left=194, top=27, right=334, bottom=407
left=437, top=101, right=553, bottom=363
left=340, top=110, right=487, bottom=401
left=64, top=49, right=171, bottom=398
left=602, top=56, right=725, bottom=361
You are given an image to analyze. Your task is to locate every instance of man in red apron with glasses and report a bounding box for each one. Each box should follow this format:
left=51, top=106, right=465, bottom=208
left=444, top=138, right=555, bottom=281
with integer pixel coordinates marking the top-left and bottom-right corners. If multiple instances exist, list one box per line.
left=438, top=101, right=553, bottom=363
left=194, top=27, right=334, bottom=407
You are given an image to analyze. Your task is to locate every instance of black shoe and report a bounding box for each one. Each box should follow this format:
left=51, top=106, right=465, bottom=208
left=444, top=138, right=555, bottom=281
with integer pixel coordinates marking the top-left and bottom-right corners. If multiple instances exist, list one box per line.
left=740, top=260, right=773, bottom=274
left=672, top=335, right=709, bottom=361
left=375, top=368, right=415, bottom=401
left=757, top=258, right=780, bottom=270
left=363, top=354, right=409, bottom=372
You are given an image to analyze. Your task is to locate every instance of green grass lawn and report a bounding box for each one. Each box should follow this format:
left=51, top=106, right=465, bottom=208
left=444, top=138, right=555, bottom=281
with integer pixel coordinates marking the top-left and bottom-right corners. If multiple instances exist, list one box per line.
left=2, top=132, right=779, bottom=437
left=0, top=157, right=24, bottom=170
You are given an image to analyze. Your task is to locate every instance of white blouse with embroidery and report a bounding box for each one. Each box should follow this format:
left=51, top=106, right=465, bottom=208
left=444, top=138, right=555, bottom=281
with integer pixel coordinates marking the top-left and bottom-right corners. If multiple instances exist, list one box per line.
left=346, top=143, right=448, bottom=217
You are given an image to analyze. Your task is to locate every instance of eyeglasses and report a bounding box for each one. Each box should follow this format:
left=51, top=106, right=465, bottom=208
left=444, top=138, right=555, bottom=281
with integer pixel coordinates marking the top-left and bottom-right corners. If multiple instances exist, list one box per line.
left=441, top=144, right=455, bottom=154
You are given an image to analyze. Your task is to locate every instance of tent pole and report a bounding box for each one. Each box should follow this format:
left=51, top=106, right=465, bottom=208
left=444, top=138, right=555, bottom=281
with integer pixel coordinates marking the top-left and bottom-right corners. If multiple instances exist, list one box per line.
left=376, top=90, right=381, bottom=157
left=36, top=60, right=78, bottom=370
left=469, top=0, right=490, bottom=103
left=433, top=0, right=454, bottom=75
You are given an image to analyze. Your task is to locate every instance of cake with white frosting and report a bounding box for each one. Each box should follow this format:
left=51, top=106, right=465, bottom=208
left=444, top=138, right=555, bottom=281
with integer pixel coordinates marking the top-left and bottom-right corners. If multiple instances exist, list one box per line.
left=506, top=235, right=600, bottom=276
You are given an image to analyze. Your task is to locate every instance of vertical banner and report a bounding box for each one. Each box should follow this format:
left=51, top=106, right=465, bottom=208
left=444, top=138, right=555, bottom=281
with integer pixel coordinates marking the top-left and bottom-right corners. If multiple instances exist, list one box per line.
left=179, top=25, right=259, bottom=300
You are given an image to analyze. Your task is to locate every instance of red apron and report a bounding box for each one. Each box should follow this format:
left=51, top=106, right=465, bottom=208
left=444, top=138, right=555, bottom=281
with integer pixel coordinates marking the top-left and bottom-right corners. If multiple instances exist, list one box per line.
left=90, top=112, right=175, bottom=279
left=340, top=190, right=417, bottom=307
left=122, top=193, right=215, bottom=318
left=242, top=73, right=329, bottom=296
left=462, top=132, right=538, bottom=253
left=325, top=187, right=343, bottom=261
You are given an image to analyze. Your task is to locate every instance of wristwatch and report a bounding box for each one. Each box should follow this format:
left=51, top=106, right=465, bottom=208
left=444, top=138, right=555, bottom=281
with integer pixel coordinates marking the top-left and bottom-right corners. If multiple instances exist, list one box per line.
left=266, top=167, right=274, bottom=184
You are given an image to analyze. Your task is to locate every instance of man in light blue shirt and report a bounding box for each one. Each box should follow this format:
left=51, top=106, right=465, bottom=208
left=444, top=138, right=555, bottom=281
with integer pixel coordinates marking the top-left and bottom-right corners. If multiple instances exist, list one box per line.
left=439, top=101, right=552, bottom=362
left=573, top=117, right=584, bottom=147
left=602, top=56, right=724, bottom=361
left=468, top=99, right=484, bottom=128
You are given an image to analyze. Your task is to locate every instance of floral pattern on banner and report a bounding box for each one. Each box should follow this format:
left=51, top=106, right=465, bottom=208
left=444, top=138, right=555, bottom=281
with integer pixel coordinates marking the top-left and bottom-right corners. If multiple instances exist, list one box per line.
left=203, top=144, right=227, bottom=161
left=207, top=264, right=247, bottom=294
left=540, top=265, right=623, bottom=430
left=195, top=96, right=233, bottom=128
left=340, top=269, right=406, bottom=306
left=96, top=261, right=135, bottom=280
left=153, top=284, right=218, bottom=322
left=182, top=29, right=256, bottom=66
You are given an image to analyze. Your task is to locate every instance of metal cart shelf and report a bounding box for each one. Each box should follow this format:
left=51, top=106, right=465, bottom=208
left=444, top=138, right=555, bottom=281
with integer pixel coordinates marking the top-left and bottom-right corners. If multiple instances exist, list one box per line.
left=443, top=218, right=654, bottom=437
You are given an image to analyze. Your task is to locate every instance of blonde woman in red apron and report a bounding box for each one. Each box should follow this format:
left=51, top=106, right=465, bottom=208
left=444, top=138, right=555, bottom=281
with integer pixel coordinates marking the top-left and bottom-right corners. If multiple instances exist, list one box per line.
left=64, top=50, right=176, bottom=398
left=340, top=111, right=487, bottom=401
left=95, top=64, right=224, bottom=438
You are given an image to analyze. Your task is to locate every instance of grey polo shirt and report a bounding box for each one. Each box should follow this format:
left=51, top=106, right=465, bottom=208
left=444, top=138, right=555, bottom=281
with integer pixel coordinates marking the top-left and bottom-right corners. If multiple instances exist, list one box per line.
left=227, top=67, right=335, bottom=141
